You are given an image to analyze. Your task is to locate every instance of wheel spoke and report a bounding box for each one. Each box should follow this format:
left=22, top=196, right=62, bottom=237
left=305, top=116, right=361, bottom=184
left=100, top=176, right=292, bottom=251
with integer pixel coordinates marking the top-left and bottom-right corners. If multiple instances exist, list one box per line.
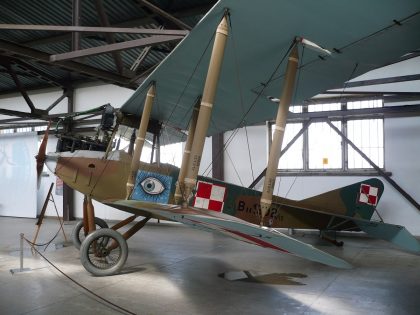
left=87, top=235, right=122, bottom=270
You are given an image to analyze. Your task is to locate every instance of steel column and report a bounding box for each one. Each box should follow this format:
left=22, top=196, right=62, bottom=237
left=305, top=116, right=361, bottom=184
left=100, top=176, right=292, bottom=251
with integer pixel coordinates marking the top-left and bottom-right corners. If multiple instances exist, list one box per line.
left=72, top=0, right=81, bottom=51
left=63, top=87, right=75, bottom=221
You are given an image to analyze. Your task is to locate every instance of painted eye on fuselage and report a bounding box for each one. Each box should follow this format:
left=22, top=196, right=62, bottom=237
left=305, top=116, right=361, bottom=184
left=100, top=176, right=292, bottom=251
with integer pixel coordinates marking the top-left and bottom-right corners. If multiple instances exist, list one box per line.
left=140, top=177, right=165, bottom=195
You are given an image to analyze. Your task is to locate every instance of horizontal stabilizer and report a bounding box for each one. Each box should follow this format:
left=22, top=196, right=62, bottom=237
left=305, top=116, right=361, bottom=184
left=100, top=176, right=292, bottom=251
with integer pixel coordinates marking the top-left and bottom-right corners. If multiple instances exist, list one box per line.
left=105, top=199, right=352, bottom=269
left=354, top=220, right=420, bottom=253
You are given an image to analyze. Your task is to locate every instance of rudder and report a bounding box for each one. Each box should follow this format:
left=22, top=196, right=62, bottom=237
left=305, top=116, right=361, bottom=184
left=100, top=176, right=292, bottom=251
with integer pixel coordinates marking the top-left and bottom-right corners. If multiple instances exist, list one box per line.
left=300, top=178, right=384, bottom=220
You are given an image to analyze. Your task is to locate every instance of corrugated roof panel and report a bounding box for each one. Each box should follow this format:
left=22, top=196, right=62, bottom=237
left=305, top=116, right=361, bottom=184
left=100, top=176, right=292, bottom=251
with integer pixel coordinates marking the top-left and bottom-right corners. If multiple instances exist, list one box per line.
left=0, top=0, right=216, bottom=94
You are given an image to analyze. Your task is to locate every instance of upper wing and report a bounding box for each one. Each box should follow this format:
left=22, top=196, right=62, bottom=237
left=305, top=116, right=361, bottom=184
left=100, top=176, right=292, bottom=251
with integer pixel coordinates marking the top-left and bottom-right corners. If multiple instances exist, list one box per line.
left=104, top=199, right=352, bottom=269
left=121, top=0, right=420, bottom=140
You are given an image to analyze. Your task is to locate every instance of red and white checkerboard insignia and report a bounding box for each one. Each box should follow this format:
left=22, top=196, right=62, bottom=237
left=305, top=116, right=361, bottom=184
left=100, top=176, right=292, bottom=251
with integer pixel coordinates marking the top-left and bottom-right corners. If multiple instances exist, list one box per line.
left=358, top=184, right=379, bottom=206
left=193, top=181, right=226, bottom=212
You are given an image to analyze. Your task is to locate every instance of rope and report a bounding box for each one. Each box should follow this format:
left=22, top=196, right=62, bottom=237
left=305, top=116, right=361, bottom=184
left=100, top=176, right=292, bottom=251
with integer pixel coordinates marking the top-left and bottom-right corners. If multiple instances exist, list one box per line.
left=26, top=226, right=61, bottom=249
left=23, top=237, right=136, bottom=315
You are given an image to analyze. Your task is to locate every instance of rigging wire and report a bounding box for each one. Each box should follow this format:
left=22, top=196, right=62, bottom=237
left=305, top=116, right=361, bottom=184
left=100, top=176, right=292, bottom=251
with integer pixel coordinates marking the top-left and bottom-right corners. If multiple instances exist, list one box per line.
left=202, top=33, right=296, bottom=179
left=225, top=149, right=244, bottom=186
left=256, top=10, right=420, bottom=91
left=244, top=126, right=255, bottom=181
left=24, top=237, right=136, bottom=315
left=228, top=14, right=255, bottom=182
left=164, top=30, right=216, bottom=131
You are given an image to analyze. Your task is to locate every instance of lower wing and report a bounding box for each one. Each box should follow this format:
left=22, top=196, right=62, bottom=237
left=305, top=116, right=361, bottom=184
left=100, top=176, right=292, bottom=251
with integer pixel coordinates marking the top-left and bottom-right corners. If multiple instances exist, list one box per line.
left=274, top=202, right=420, bottom=254
left=104, top=199, right=352, bottom=269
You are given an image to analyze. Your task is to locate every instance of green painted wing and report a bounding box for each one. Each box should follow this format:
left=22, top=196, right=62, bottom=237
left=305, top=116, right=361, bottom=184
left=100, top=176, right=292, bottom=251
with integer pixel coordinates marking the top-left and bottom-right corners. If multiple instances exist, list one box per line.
left=105, top=199, right=352, bottom=269
left=121, top=0, right=420, bottom=141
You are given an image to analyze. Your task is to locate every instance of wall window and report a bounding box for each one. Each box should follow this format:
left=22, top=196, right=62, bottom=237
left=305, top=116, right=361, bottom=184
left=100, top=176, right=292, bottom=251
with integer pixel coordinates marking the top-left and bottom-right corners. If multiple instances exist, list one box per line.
left=347, top=100, right=384, bottom=169
left=277, top=122, right=303, bottom=169
left=308, top=121, right=342, bottom=169
left=272, top=100, right=384, bottom=172
left=0, top=128, right=14, bottom=134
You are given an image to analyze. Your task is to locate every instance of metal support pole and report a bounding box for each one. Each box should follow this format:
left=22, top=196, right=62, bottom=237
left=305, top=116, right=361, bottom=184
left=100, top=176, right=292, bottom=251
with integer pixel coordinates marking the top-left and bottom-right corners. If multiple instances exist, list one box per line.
left=212, top=133, right=224, bottom=181
left=183, top=15, right=228, bottom=203
left=10, top=233, right=31, bottom=274
left=19, top=233, right=24, bottom=270
left=63, top=86, right=75, bottom=221
left=260, top=45, right=299, bottom=225
left=72, top=0, right=81, bottom=51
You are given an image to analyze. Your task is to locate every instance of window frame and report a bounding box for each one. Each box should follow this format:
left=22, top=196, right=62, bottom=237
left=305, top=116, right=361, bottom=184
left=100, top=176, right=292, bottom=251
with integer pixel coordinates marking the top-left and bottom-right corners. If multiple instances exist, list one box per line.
left=271, top=100, right=385, bottom=175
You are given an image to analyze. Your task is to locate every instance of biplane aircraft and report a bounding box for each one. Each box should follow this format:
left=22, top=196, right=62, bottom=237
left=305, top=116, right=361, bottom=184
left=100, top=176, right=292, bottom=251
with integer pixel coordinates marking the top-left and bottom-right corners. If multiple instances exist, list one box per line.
left=37, top=0, right=420, bottom=276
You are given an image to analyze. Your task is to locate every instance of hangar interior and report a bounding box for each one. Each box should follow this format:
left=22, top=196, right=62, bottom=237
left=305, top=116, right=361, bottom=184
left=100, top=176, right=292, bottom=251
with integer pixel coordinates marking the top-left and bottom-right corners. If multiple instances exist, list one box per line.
left=0, top=1, right=420, bottom=314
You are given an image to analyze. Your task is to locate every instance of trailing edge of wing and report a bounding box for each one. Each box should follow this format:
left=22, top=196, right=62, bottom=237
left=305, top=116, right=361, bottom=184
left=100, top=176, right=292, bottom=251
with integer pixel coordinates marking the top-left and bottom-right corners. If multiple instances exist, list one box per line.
left=105, top=199, right=352, bottom=269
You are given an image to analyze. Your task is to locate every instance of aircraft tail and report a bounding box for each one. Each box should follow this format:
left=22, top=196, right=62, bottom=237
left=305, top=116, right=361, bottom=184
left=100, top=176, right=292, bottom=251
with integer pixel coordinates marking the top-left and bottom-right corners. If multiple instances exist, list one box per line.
left=300, top=178, right=384, bottom=220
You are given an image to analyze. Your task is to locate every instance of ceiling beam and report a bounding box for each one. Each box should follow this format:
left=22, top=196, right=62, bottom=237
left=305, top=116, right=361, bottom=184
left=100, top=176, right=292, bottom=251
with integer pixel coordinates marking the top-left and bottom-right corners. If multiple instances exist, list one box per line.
left=21, top=4, right=210, bottom=47
left=46, top=91, right=69, bottom=112
left=3, top=63, right=36, bottom=112
left=0, top=39, right=135, bottom=87
left=95, top=0, right=124, bottom=74
left=0, top=108, right=45, bottom=119
left=13, top=58, right=64, bottom=87
left=49, top=35, right=183, bottom=62
left=136, top=0, right=192, bottom=31
left=0, top=24, right=189, bottom=36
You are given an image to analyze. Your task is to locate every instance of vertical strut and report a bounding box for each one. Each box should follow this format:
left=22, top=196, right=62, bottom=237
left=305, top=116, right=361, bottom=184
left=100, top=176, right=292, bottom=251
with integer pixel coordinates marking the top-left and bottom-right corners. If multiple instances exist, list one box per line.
left=260, top=45, right=299, bottom=225
left=183, top=15, right=229, bottom=203
left=175, top=100, right=200, bottom=204
left=126, top=83, right=156, bottom=199
left=86, top=196, right=96, bottom=234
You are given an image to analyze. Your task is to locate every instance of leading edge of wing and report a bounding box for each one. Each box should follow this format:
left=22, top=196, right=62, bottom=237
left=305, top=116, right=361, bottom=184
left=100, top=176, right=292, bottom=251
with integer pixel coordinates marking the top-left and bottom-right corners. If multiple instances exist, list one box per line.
left=104, top=199, right=352, bottom=269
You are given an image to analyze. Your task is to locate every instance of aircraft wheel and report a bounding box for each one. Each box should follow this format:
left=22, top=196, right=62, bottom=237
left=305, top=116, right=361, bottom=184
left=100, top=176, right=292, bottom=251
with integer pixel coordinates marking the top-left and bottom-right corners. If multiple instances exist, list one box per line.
left=71, top=217, right=109, bottom=250
left=80, top=228, right=128, bottom=276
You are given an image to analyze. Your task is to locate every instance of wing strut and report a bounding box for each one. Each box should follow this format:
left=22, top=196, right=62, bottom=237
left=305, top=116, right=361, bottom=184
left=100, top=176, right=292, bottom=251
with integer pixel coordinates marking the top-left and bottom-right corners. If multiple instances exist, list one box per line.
left=126, top=83, right=156, bottom=199
left=175, top=99, right=200, bottom=204
left=260, top=44, right=299, bottom=225
left=182, top=14, right=229, bottom=203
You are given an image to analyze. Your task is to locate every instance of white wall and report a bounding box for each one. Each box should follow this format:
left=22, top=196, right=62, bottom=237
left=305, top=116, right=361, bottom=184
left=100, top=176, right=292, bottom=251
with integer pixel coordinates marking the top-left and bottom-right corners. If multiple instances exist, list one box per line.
left=0, top=132, right=37, bottom=218
left=222, top=119, right=420, bottom=236
left=2, top=82, right=420, bottom=235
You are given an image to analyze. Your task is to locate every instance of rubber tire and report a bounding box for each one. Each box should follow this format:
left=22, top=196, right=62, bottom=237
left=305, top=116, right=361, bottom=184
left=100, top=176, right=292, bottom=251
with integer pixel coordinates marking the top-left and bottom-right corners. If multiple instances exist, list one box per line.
left=80, top=228, right=128, bottom=277
left=71, top=217, right=108, bottom=250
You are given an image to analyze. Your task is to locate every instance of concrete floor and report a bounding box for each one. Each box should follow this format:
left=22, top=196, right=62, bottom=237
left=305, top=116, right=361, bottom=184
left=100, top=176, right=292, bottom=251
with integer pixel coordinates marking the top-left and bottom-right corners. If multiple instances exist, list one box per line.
left=1, top=217, right=419, bottom=315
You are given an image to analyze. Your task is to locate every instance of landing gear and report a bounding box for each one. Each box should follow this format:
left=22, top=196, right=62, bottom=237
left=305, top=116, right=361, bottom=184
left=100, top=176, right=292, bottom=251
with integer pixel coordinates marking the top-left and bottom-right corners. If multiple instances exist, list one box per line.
left=80, top=228, right=128, bottom=276
left=320, top=231, right=344, bottom=247
left=71, top=217, right=108, bottom=249
left=78, top=216, right=150, bottom=276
